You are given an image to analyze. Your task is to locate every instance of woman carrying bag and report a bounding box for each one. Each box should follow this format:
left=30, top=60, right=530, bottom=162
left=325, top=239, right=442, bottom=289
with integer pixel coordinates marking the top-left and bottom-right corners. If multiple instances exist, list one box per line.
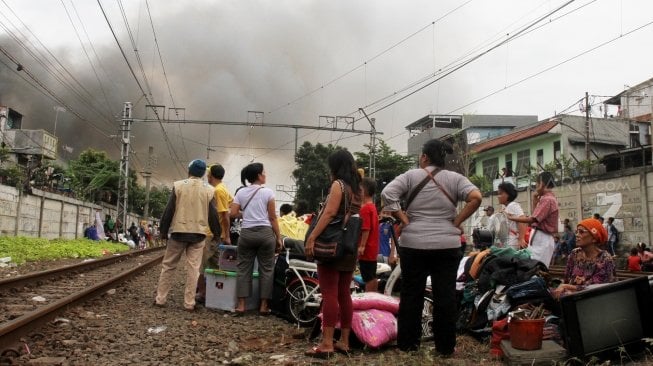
left=304, top=150, right=361, bottom=358
left=381, top=139, right=481, bottom=356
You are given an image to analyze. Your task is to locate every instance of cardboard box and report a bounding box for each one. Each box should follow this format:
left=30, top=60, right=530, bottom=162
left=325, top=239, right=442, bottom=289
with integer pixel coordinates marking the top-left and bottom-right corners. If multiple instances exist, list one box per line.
left=205, top=269, right=259, bottom=311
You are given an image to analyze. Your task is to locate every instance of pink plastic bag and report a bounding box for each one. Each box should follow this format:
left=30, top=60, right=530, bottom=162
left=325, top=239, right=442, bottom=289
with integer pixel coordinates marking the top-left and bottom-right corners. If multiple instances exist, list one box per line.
left=351, top=292, right=400, bottom=314
left=351, top=309, right=397, bottom=348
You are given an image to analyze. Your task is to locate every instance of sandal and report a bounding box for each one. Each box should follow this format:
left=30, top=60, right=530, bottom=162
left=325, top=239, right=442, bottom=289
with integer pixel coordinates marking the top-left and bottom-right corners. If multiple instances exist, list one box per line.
left=231, top=309, right=246, bottom=317
left=304, top=346, right=333, bottom=359
left=259, top=310, right=272, bottom=316
left=333, top=341, right=350, bottom=356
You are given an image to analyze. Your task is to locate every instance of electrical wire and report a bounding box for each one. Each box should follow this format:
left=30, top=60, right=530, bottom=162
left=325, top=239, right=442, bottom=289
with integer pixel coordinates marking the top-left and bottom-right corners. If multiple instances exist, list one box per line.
left=266, top=0, right=476, bottom=115
left=445, top=18, right=653, bottom=114
left=97, top=0, right=185, bottom=176
left=344, top=0, right=577, bottom=124
left=0, top=5, right=116, bottom=127
left=144, top=0, right=189, bottom=163
left=0, top=45, right=115, bottom=138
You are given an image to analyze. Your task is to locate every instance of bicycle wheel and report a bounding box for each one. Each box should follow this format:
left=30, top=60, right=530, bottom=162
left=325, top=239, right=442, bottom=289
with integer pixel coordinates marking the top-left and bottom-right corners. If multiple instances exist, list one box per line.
left=421, top=295, right=434, bottom=341
left=286, top=280, right=321, bottom=327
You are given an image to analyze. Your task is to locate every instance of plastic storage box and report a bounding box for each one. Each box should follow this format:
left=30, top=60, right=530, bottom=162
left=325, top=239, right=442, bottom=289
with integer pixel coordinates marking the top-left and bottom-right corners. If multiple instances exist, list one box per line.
left=217, top=244, right=258, bottom=272
left=204, top=269, right=259, bottom=311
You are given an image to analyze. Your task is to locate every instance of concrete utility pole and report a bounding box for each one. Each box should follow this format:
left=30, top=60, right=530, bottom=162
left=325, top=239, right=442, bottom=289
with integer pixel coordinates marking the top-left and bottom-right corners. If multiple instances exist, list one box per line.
left=358, top=108, right=377, bottom=179
left=585, top=92, right=590, bottom=162
left=142, top=146, right=154, bottom=219
left=116, top=102, right=132, bottom=230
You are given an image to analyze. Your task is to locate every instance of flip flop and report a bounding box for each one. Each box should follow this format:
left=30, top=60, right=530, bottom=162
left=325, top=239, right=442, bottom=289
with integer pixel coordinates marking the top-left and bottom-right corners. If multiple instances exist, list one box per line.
left=304, top=346, right=333, bottom=359
left=333, top=342, right=350, bottom=356
left=231, top=309, right=246, bottom=317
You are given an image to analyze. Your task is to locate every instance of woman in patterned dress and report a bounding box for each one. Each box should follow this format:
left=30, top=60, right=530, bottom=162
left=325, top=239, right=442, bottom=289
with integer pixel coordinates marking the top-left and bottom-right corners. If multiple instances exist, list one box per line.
left=552, top=218, right=616, bottom=299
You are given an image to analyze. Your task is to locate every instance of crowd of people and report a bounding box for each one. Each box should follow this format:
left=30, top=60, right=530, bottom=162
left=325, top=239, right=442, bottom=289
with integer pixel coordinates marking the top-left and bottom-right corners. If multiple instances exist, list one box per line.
left=149, top=137, right=649, bottom=359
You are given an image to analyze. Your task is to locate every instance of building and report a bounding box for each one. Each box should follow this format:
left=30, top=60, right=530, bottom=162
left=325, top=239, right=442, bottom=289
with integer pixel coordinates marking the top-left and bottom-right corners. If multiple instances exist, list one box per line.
left=1, top=106, right=58, bottom=161
left=603, top=77, right=653, bottom=123
left=470, top=114, right=649, bottom=190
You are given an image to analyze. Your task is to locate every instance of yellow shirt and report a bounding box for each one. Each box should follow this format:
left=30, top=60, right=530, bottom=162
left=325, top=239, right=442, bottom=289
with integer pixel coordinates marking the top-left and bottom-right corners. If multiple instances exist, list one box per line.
left=207, top=182, right=233, bottom=240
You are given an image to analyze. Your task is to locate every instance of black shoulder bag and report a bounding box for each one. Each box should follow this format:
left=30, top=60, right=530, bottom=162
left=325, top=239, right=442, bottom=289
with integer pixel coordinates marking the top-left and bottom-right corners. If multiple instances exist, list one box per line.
left=306, top=180, right=361, bottom=262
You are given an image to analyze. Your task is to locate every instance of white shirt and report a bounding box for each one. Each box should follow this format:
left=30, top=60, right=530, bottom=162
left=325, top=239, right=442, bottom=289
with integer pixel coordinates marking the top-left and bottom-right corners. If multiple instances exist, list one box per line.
left=233, top=185, right=276, bottom=229
left=504, top=201, right=525, bottom=250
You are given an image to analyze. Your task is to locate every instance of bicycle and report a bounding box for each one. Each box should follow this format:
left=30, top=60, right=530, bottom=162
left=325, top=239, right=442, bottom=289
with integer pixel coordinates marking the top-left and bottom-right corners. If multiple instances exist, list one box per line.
left=284, top=248, right=322, bottom=326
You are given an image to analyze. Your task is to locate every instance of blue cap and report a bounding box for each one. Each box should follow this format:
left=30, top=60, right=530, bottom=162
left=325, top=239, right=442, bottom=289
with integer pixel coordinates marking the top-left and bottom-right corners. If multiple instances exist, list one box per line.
left=188, top=159, right=206, bottom=178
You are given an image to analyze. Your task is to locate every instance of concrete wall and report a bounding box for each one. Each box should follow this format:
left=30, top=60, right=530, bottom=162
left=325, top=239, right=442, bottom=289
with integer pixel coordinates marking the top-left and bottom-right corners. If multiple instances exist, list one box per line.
left=467, top=167, right=653, bottom=255
left=0, top=184, right=146, bottom=239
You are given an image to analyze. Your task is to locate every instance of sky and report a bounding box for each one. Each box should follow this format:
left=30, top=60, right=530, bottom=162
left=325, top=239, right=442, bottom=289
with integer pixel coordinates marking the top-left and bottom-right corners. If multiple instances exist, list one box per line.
left=1, top=0, right=653, bottom=203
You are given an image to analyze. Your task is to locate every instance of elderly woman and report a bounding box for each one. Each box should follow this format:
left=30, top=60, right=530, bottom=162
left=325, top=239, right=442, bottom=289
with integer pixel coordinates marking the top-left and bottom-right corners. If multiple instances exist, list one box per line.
left=381, top=139, right=482, bottom=355
left=304, top=150, right=361, bottom=358
left=552, top=218, right=616, bottom=299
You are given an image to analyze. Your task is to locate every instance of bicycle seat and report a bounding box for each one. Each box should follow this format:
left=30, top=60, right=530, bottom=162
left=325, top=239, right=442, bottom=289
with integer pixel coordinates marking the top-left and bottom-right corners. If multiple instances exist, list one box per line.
left=288, top=259, right=318, bottom=272
left=377, top=263, right=392, bottom=275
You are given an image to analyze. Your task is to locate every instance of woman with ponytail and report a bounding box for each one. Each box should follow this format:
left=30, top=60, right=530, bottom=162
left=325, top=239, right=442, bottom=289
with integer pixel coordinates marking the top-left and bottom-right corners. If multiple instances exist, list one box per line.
left=230, top=162, right=282, bottom=315
left=381, top=139, right=482, bottom=356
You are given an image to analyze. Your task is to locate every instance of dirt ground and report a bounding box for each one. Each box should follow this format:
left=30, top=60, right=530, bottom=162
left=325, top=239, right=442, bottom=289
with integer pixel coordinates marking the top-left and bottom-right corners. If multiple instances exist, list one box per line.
left=3, top=256, right=504, bottom=366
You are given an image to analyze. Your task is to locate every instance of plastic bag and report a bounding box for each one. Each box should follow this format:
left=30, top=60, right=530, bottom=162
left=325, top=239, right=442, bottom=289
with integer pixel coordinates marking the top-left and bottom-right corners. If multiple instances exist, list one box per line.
left=351, top=292, right=400, bottom=314
left=351, top=309, right=397, bottom=348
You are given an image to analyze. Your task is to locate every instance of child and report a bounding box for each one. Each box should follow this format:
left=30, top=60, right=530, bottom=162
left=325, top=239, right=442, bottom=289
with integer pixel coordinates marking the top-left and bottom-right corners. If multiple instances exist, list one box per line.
left=627, top=247, right=641, bottom=272
left=358, top=177, right=380, bottom=292
left=378, top=212, right=397, bottom=265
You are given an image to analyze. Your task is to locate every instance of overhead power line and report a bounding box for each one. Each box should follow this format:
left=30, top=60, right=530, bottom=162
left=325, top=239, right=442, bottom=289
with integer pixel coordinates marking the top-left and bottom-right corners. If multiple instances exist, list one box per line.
left=446, top=18, right=653, bottom=114
left=266, top=0, right=476, bottom=115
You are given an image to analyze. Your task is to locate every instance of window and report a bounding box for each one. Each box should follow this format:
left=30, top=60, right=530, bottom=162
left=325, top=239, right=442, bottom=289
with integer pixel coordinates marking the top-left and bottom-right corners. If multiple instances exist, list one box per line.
left=482, top=157, right=499, bottom=180
left=554, top=141, right=561, bottom=160
left=536, top=149, right=544, bottom=168
left=504, top=153, right=513, bottom=177
left=630, top=124, right=640, bottom=147
left=516, top=149, right=530, bottom=175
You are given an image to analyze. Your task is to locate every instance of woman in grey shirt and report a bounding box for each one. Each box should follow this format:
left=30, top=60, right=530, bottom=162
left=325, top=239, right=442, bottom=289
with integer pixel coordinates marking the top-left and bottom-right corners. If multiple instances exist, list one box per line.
left=381, top=139, right=481, bottom=355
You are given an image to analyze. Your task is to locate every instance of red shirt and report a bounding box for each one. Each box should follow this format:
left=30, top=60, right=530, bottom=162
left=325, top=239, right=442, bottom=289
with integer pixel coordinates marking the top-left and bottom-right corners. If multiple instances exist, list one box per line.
left=627, top=255, right=642, bottom=272
left=359, top=202, right=379, bottom=261
left=531, top=192, right=559, bottom=234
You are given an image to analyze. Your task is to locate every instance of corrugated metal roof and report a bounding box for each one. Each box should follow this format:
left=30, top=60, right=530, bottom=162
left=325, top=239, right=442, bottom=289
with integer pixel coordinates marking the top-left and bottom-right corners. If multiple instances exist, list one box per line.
left=471, top=120, right=558, bottom=153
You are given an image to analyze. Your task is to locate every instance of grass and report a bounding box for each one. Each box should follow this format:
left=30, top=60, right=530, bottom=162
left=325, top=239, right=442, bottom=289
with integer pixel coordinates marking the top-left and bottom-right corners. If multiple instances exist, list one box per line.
left=0, top=236, right=130, bottom=264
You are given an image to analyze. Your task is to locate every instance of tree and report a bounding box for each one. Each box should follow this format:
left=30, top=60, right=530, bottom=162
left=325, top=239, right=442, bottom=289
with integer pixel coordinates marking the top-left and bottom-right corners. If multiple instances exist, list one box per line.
left=353, top=139, right=414, bottom=183
left=445, top=131, right=476, bottom=177
left=147, top=185, right=172, bottom=219
left=67, top=149, right=135, bottom=204
left=292, top=142, right=342, bottom=212
left=0, top=146, right=25, bottom=188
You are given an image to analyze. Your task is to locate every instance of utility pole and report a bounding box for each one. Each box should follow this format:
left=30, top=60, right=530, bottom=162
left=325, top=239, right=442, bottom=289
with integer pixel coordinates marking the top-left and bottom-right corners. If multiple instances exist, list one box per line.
left=142, top=146, right=153, bottom=220
left=358, top=108, right=377, bottom=179
left=584, top=92, right=591, bottom=174
left=116, top=102, right=132, bottom=230
left=206, top=125, right=215, bottom=160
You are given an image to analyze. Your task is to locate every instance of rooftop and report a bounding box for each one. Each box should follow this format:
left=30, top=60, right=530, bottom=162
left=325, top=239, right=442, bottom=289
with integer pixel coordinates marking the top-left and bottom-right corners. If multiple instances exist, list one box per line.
left=471, top=120, right=558, bottom=153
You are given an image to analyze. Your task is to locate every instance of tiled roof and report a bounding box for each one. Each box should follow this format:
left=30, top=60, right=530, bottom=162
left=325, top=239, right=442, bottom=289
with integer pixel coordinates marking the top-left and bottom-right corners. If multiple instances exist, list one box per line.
left=471, top=120, right=558, bottom=153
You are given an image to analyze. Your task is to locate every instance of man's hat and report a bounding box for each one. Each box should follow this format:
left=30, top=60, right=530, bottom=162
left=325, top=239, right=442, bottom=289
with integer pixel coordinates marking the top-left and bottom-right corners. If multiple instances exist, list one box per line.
left=188, top=159, right=207, bottom=178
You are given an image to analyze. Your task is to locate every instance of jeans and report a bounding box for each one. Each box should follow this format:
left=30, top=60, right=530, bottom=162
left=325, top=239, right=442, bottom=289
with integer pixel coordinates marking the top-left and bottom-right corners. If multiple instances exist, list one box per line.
left=397, top=246, right=462, bottom=354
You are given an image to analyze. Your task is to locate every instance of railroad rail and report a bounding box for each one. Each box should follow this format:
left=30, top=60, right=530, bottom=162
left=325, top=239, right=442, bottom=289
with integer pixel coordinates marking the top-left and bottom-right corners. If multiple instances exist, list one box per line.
left=547, top=265, right=652, bottom=281
left=0, top=247, right=165, bottom=353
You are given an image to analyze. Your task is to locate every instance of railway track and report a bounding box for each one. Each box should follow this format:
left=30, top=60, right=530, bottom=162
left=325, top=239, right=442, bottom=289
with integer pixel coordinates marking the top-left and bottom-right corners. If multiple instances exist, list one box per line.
left=0, top=247, right=165, bottom=354
left=547, top=265, right=652, bottom=281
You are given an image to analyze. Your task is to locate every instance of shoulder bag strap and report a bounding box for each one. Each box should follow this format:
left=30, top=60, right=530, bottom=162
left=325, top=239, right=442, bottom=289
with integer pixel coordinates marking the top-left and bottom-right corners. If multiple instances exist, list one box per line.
left=241, top=186, right=263, bottom=211
left=423, top=168, right=457, bottom=208
left=405, top=175, right=431, bottom=211
left=337, top=180, right=353, bottom=229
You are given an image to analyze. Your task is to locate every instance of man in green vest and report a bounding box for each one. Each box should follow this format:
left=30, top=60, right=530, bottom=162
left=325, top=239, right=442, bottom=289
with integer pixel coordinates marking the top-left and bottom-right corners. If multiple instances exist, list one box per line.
left=154, top=159, right=221, bottom=311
